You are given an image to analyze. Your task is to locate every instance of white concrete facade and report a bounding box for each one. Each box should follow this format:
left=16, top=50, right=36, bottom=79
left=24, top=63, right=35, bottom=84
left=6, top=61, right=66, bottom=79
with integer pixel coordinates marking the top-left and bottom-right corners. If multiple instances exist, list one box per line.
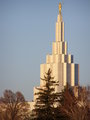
left=30, top=4, right=79, bottom=107
left=39, top=9, right=79, bottom=93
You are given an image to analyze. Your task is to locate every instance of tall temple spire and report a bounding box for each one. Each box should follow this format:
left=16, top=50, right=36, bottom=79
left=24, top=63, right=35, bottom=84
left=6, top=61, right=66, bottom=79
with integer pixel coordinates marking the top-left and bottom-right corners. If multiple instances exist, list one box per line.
left=30, top=3, right=79, bottom=110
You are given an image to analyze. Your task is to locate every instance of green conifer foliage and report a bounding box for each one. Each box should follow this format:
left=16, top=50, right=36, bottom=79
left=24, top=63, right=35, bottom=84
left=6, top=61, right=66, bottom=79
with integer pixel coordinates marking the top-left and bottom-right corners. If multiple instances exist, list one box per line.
left=32, top=69, right=60, bottom=120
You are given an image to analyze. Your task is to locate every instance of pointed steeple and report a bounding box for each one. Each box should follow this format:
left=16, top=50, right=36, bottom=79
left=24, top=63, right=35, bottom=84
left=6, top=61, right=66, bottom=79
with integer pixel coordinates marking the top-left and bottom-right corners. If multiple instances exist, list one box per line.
left=57, top=3, right=63, bottom=22
left=56, top=3, right=64, bottom=42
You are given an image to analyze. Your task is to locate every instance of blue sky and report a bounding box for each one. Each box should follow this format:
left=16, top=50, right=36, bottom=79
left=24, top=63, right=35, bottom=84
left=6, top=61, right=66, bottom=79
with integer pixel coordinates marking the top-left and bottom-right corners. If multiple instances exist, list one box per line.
left=0, top=0, right=90, bottom=100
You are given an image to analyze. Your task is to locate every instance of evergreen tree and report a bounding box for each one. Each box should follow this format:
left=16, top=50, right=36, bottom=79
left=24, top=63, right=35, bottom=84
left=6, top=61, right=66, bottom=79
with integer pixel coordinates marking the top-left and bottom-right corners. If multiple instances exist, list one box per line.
left=31, top=69, right=60, bottom=120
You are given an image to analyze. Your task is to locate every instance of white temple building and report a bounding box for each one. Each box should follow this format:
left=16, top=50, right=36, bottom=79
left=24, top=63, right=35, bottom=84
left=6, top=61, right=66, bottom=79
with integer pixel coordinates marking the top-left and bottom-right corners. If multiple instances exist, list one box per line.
left=30, top=3, right=79, bottom=110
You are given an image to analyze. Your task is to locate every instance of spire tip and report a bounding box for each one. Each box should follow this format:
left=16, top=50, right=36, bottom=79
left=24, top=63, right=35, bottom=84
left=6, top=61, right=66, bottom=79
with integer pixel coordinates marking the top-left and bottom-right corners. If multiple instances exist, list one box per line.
left=59, top=3, right=62, bottom=14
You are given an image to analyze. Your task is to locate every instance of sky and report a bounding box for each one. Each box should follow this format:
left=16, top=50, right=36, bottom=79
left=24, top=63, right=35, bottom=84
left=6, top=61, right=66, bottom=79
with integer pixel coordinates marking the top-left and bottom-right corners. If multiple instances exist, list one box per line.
left=0, top=0, right=90, bottom=101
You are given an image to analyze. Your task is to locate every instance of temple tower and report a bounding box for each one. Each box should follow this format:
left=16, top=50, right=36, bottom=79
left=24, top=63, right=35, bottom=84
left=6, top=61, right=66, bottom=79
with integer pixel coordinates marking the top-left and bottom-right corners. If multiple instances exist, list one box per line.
left=34, top=3, right=79, bottom=101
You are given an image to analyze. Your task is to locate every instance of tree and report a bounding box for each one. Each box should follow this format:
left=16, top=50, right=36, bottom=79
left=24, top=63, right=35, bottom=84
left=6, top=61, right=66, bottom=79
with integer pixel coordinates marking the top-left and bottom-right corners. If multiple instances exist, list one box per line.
left=31, top=69, right=61, bottom=120
left=59, top=84, right=89, bottom=120
left=0, top=90, right=30, bottom=120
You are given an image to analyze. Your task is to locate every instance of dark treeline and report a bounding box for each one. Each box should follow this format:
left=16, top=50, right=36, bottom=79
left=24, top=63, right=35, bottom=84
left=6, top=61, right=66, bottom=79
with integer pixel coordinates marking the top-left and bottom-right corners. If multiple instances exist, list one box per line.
left=0, top=69, right=90, bottom=120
